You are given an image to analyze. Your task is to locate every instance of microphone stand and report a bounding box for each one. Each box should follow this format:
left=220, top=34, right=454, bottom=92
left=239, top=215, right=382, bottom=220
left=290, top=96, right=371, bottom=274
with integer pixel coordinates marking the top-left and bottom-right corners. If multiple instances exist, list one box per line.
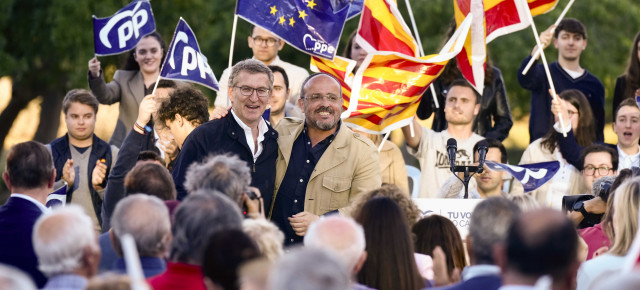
left=451, top=165, right=482, bottom=199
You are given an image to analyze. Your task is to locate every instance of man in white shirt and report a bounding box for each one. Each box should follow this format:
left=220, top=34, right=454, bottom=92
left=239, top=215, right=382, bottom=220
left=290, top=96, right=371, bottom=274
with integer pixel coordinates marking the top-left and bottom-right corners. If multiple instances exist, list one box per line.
left=613, top=98, right=640, bottom=169
left=403, top=79, right=484, bottom=198
left=214, top=26, right=309, bottom=110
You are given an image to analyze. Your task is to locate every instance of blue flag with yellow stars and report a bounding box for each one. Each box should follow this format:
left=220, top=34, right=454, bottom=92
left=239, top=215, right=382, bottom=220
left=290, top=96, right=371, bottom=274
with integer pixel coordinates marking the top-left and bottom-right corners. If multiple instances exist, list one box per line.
left=346, top=0, right=364, bottom=19
left=236, top=0, right=350, bottom=60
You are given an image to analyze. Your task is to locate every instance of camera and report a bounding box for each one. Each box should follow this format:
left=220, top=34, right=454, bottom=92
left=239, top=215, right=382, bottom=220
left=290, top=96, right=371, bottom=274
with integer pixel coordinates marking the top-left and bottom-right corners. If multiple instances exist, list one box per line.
left=561, top=180, right=612, bottom=229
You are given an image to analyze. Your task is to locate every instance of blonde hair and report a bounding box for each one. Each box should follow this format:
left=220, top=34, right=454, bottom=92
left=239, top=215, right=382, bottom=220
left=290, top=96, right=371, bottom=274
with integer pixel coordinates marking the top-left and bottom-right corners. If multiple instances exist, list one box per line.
left=242, top=219, right=284, bottom=262
left=348, top=184, right=420, bottom=227
left=608, top=177, right=640, bottom=256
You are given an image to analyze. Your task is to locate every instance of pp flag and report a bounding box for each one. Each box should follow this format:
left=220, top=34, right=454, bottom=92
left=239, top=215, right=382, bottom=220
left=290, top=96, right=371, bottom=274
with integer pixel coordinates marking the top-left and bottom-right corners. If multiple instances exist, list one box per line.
left=159, top=18, right=219, bottom=91
left=347, top=0, right=365, bottom=20
left=485, top=161, right=560, bottom=192
left=46, top=184, right=68, bottom=208
left=236, top=0, right=349, bottom=60
left=93, top=0, right=156, bottom=56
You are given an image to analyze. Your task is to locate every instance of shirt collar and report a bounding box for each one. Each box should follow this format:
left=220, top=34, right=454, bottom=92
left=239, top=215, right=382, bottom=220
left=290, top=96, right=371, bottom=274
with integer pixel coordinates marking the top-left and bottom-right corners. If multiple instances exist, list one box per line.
left=10, top=193, right=49, bottom=213
left=461, top=264, right=501, bottom=281
left=230, top=109, right=269, bottom=136
left=251, top=55, right=281, bottom=66
left=617, top=145, right=640, bottom=159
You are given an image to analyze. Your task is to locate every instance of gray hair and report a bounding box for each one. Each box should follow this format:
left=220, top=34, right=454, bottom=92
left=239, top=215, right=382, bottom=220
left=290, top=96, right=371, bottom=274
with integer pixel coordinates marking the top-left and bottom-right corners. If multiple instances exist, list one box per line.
left=33, top=205, right=97, bottom=277
left=111, top=194, right=171, bottom=257
left=242, top=219, right=284, bottom=262
left=170, top=191, right=243, bottom=265
left=592, top=176, right=616, bottom=196
left=469, top=197, right=521, bottom=265
left=184, top=154, right=251, bottom=205
left=0, top=264, right=37, bottom=290
left=268, top=247, right=350, bottom=290
left=507, top=193, right=540, bottom=212
left=228, top=59, right=274, bottom=90
left=304, top=215, right=365, bottom=273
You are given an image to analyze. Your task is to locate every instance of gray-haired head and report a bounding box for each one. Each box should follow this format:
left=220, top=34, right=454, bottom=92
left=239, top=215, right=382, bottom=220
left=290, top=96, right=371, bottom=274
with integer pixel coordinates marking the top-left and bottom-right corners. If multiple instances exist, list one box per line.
left=592, top=176, right=616, bottom=196
left=170, top=190, right=243, bottom=265
left=228, top=59, right=274, bottom=91
left=470, top=197, right=521, bottom=265
left=33, top=205, right=98, bottom=277
left=111, top=194, right=171, bottom=257
left=0, top=264, right=37, bottom=290
left=304, top=215, right=365, bottom=273
left=184, top=154, right=251, bottom=205
left=268, top=247, right=350, bottom=290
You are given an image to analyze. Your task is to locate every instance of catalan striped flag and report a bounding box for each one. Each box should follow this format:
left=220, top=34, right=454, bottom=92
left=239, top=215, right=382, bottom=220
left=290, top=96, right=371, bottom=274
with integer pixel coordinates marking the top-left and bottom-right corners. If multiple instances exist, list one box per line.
left=344, top=16, right=472, bottom=133
left=527, top=0, right=558, bottom=16
left=355, top=0, right=418, bottom=57
left=484, top=0, right=532, bottom=43
left=454, top=0, right=486, bottom=93
left=310, top=56, right=357, bottom=119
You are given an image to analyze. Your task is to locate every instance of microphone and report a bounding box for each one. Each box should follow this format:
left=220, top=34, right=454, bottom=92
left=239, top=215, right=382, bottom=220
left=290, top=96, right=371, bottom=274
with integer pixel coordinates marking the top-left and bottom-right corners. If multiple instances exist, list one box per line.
left=476, top=140, right=489, bottom=174
left=447, top=138, right=457, bottom=173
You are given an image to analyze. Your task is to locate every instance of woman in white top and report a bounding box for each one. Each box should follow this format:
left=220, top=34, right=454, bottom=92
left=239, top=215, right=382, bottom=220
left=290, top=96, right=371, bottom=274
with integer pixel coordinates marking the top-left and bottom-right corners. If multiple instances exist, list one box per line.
left=577, top=176, right=640, bottom=290
left=512, top=90, right=597, bottom=206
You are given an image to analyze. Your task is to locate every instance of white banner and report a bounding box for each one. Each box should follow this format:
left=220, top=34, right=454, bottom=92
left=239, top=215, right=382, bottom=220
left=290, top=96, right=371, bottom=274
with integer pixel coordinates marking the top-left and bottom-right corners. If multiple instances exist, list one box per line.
left=413, top=198, right=482, bottom=238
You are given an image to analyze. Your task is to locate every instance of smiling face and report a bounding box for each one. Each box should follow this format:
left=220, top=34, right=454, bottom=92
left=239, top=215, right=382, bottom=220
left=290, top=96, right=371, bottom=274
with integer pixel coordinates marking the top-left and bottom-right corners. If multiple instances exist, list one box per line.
left=229, top=71, right=271, bottom=128
left=444, top=85, right=480, bottom=126
left=613, top=105, right=640, bottom=149
left=554, top=30, right=587, bottom=62
left=65, top=102, right=96, bottom=143
left=134, top=36, right=163, bottom=75
left=299, top=75, right=342, bottom=131
left=474, top=148, right=505, bottom=196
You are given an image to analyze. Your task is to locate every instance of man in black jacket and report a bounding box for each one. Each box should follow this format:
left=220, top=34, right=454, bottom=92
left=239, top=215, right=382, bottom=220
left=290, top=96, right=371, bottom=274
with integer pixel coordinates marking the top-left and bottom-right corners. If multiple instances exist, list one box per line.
left=172, top=59, right=278, bottom=212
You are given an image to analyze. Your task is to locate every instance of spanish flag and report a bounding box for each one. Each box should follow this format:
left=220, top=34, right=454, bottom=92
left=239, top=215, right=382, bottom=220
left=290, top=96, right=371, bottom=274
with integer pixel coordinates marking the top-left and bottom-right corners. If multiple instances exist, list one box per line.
left=355, top=0, right=418, bottom=57
left=528, top=0, right=558, bottom=16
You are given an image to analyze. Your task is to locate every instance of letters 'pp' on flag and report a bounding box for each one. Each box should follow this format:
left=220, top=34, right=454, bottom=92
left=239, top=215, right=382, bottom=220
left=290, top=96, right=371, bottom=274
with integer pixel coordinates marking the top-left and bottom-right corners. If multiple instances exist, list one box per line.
left=160, top=18, right=219, bottom=91
left=485, top=161, right=560, bottom=192
left=236, top=0, right=349, bottom=60
left=93, top=0, right=156, bottom=56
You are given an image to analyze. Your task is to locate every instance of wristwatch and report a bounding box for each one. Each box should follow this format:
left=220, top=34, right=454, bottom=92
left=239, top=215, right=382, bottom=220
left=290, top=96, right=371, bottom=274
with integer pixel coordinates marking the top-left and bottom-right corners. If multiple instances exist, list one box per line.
left=573, top=201, right=589, bottom=217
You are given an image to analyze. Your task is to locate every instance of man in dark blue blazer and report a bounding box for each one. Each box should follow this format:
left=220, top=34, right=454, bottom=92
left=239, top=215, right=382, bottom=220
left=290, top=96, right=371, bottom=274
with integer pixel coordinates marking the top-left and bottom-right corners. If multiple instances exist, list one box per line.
left=0, top=141, right=57, bottom=288
left=432, top=197, right=521, bottom=290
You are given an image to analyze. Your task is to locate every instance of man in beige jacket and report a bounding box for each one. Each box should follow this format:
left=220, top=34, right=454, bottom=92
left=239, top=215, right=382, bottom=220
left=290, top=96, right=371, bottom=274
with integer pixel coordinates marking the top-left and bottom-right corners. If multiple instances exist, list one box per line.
left=269, top=73, right=381, bottom=246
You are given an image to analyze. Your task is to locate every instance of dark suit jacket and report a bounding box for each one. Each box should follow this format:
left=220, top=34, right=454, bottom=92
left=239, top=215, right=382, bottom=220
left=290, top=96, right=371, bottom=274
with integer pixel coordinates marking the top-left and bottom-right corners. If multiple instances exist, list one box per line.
left=432, top=274, right=501, bottom=290
left=0, top=197, right=48, bottom=287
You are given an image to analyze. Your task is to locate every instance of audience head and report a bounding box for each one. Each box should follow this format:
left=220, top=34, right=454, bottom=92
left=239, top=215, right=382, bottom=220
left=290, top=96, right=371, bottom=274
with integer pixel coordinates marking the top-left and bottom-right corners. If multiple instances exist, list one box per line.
left=0, top=264, right=37, bottom=290
left=413, top=215, right=467, bottom=275
left=349, top=184, right=419, bottom=227
left=184, top=154, right=251, bottom=205
left=553, top=18, right=587, bottom=63
left=613, top=98, right=640, bottom=150
left=3, top=141, right=55, bottom=193
left=124, top=31, right=166, bottom=72
left=304, top=215, right=367, bottom=275
left=607, top=177, right=640, bottom=256
left=202, top=229, right=260, bottom=290
left=268, top=247, right=349, bottom=290
left=268, top=65, right=290, bottom=117
left=579, top=144, right=618, bottom=190
left=507, top=193, right=540, bottom=212
left=228, top=59, right=274, bottom=128
left=62, top=89, right=99, bottom=143
left=136, top=150, right=165, bottom=165
left=356, top=197, right=424, bottom=290
left=110, top=194, right=171, bottom=258
left=342, top=30, right=367, bottom=68
left=33, top=205, right=100, bottom=278
left=156, top=86, right=210, bottom=148
left=242, top=219, right=284, bottom=262
left=169, top=191, right=243, bottom=265
left=124, top=162, right=176, bottom=200
left=298, top=73, right=343, bottom=132
left=153, top=79, right=179, bottom=100
left=444, top=79, right=480, bottom=127
left=469, top=197, right=521, bottom=265
left=248, top=26, right=284, bottom=63
left=554, top=18, right=587, bottom=40
left=542, top=89, right=596, bottom=152
left=473, top=139, right=508, bottom=196
left=500, top=208, right=578, bottom=288
left=611, top=167, right=640, bottom=193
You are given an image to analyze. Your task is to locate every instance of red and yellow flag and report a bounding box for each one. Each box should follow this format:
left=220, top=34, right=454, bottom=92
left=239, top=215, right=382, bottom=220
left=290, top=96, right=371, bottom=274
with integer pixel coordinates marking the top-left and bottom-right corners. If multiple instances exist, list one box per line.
left=484, top=0, right=532, bottom=43
left=453, top=0, right=486, bottom=93
left=355, top=0, right=418, bottom=57
left=527, top=0, right=558, bottom=16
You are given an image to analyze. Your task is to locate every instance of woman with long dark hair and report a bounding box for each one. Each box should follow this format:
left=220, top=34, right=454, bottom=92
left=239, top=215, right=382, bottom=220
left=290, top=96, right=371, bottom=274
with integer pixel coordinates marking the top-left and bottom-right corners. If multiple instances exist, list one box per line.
left=613, top=31, right=640, bottom=121
left=88, top=32, right=167, bottom=147
left=412, top=215, right=467, bottom=282
left=355, top=197, right=426, bottom=290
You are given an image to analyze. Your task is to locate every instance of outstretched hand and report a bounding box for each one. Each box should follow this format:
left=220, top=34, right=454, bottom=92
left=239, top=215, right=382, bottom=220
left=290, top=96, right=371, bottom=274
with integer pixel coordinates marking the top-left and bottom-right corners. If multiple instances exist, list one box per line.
left=88, top=57, right=101, bottom=78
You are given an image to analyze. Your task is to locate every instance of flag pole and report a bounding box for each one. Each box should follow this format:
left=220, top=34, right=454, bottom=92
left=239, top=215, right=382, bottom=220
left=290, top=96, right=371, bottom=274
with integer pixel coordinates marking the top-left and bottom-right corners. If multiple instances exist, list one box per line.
left=151, top=75, right=162, bottom=95
left=227, top=15, right=239, bottom=107
left=524, top=8, right=567, bottom=137
left=521, top=0, right=575, bottom=75
left=378, top=131, right=391, bottom=152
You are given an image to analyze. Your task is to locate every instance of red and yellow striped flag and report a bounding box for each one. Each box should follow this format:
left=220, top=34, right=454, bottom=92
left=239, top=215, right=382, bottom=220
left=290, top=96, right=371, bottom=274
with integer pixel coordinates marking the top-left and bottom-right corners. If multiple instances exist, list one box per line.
left=355, top=0, right=418, bottom=57
left=310, top=56, right=356, bottom=118
left=528, top=0, right=558, bottom=16
left=484, top=0, right=532, bottom=43
left=453, top=0, right=486, bottom=93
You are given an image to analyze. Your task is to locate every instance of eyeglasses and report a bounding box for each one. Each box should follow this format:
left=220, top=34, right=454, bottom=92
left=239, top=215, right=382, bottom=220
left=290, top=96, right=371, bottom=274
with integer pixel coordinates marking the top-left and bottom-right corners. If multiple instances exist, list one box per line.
left=251, top=36, right=279, bottom=47
left=303, top=93, right=341, bottom=103
left=234, top=86, right=270, bottom=98
left=582, top=166, right=613, bottom=176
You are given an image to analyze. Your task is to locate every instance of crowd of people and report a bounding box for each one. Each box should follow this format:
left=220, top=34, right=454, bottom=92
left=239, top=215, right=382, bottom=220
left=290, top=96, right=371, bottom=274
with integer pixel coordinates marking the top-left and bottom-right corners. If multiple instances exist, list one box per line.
left=1, top=16, right=640, bottom=290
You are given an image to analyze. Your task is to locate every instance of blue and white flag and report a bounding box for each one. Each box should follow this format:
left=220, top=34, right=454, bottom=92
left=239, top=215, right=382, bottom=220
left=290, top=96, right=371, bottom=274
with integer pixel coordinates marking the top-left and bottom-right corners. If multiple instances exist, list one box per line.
left=236, top=0, right=350, bottom=60
left=346, top=0, right=364, bottom=20
left=93, top=0, right=156, bottom=56
left=159, top=18, right=219, bottom=91
left=46, top=184, right=68, bottom=208
left=485, top=161, right=560, bottom=192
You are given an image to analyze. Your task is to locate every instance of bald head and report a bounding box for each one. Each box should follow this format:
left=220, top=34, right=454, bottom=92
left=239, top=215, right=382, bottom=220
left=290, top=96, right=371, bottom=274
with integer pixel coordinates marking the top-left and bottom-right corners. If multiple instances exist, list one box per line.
left=304, top=216, right=365, bottom=273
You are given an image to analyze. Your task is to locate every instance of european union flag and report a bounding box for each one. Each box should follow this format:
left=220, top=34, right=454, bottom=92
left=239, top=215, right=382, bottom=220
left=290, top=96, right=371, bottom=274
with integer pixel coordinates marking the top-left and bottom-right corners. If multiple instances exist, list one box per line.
left=346, top=0, right=364, bottom=20
left=485, top=161, right=560, bottom=192
left=236, top=0, right=350, bottom=60
left=160, top=18, right=219, bottom=91
left=93, top=0, right=156, bottom=56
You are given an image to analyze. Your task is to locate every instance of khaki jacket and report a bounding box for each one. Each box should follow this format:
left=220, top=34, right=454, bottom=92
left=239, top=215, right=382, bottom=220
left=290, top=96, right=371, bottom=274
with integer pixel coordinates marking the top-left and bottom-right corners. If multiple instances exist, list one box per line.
left=270, top=118, right=381, bottom=217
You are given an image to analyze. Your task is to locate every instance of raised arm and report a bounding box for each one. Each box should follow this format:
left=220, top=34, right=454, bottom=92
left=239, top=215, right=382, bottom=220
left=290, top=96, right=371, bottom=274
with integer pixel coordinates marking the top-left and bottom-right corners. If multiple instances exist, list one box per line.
left=87, top=57, right=123, bottom=105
